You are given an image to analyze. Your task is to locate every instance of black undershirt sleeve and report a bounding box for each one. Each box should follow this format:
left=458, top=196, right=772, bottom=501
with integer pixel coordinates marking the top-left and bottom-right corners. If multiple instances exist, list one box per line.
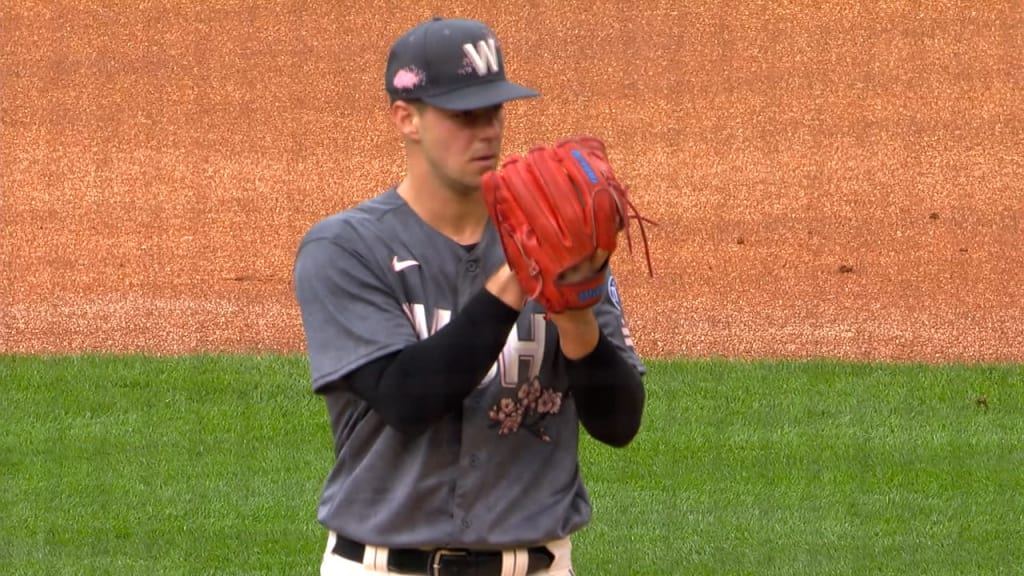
left=339, top=278, right=643, bottom=445
left=562, top=330, right=646, bottom=447
left=342, top=288, right=520, bottom=437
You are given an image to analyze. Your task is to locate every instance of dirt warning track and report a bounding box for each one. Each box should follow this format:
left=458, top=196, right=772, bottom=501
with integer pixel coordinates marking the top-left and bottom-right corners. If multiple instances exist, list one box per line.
left=2, top=2, right=1021, bottom=363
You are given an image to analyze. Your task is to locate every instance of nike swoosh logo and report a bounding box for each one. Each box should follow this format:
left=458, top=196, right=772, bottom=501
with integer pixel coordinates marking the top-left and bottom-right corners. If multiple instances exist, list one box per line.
left=392, top=256, right=420, bottom=272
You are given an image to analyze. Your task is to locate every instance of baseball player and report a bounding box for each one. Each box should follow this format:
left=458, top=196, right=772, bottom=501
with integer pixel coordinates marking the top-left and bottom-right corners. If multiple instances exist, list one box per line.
left=293, top=17, right=646, bottom=576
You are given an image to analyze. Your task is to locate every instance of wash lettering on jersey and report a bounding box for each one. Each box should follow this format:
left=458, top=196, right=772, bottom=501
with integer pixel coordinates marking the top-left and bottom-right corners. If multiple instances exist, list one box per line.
left=401, top=302, right=546, bottom=388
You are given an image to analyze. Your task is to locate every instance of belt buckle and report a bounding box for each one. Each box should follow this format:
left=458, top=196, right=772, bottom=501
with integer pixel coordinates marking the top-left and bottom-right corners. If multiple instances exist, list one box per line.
left=430, top=548, right=468, bottom=576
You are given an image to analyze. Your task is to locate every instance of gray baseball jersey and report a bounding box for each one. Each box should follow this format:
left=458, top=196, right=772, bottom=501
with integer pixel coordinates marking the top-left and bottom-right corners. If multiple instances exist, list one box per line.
left=294, top=187, right=645, bottom=549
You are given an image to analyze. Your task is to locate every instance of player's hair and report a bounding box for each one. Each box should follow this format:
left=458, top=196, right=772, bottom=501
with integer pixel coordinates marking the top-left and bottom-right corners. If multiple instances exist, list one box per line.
left=390, top=97, right=427, bottom=111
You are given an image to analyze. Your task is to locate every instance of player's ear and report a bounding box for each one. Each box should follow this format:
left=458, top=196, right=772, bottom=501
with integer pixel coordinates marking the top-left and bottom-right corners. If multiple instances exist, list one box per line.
left=391, top=100, right=422, bottom=142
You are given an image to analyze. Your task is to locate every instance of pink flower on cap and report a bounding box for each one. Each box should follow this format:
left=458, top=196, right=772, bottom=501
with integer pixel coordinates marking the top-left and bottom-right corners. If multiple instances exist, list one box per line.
left=392, top=67, right=425, bottom=90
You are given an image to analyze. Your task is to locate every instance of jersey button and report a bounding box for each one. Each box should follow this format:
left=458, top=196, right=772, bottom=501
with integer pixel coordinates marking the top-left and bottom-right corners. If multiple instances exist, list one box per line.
left=461, top=518, right=472, bottom=529
left=469, top=454, right=480, bottom=467
left=466, top=260, right=479, bottom=273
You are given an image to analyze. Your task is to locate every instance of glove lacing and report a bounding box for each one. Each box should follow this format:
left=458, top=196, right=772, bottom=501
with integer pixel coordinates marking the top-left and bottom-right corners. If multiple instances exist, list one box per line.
left=600, top=178, right=657, bottom=278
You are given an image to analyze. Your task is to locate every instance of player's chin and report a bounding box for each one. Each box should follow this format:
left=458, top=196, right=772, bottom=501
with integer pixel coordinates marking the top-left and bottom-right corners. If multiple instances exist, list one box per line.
left=454, top=172, right=487, bottom=195
left=463, top=164, right=497, bottom=190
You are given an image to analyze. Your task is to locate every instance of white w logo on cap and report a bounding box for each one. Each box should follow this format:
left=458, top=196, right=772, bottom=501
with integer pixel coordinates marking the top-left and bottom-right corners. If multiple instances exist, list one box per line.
left=463, top=38, right=499, bottom=76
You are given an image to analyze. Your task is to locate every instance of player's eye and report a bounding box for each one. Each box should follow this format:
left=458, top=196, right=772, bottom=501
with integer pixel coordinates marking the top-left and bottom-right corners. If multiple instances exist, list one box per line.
left=453, top=105, right=503, bottom=126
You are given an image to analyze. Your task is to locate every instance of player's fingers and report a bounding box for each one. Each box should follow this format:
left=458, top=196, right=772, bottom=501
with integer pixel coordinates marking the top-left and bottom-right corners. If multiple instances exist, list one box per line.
left=558, top=250, right=609, bottom=284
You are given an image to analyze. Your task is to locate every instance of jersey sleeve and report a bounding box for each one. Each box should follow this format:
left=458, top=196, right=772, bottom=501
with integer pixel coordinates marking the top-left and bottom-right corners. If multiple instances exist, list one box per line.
left=293, top=237, right=417, bottom=392
left=592, top=267, right=647, bottom=376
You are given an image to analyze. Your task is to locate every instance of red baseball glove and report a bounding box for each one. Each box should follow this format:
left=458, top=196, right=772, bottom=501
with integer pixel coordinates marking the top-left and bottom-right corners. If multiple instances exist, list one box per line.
left=482, top=136, right=654, bottom=313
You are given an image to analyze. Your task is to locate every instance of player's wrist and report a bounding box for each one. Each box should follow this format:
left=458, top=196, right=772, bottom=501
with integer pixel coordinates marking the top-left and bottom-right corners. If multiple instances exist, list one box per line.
left=550, top=309, right=600, bottom=360
left=485, top=264, right=526, bottom=311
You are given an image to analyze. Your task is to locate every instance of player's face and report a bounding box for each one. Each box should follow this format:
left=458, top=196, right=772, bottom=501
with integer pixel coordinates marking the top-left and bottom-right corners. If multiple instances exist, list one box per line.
left=420, top=104, right=505, bottom=194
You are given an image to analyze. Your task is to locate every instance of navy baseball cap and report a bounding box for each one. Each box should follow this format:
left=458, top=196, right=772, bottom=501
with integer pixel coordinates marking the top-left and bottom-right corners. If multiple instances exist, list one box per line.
left=385, top=17, right=540, bottom=111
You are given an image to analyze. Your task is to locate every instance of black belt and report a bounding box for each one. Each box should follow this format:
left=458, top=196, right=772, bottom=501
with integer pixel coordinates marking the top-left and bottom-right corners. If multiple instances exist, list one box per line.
left=333, top=534, right=554, bottom=575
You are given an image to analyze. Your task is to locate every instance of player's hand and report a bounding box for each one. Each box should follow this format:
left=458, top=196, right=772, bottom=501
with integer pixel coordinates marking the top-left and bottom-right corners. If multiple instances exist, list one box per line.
left=557, top=250, right=610, bottom=286
left=547, top=249, right=608, bottom=359
left=491, top=250, right=608, bottom=358
left=486, top=263, right=527, bottom=311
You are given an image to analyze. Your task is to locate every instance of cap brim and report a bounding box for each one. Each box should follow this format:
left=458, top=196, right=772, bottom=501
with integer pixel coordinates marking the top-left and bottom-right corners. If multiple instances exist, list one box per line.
left=422, top=80, right=540, bottom=111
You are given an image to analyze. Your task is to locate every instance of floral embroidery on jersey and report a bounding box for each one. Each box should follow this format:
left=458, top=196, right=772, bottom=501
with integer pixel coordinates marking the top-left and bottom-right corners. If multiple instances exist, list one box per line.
left=488, top=376, right=563, bottom=442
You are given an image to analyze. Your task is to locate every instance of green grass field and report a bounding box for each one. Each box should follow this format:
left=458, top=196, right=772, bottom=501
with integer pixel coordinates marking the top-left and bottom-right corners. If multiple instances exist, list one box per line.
left=2, top=355, right=1022, bottom=575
